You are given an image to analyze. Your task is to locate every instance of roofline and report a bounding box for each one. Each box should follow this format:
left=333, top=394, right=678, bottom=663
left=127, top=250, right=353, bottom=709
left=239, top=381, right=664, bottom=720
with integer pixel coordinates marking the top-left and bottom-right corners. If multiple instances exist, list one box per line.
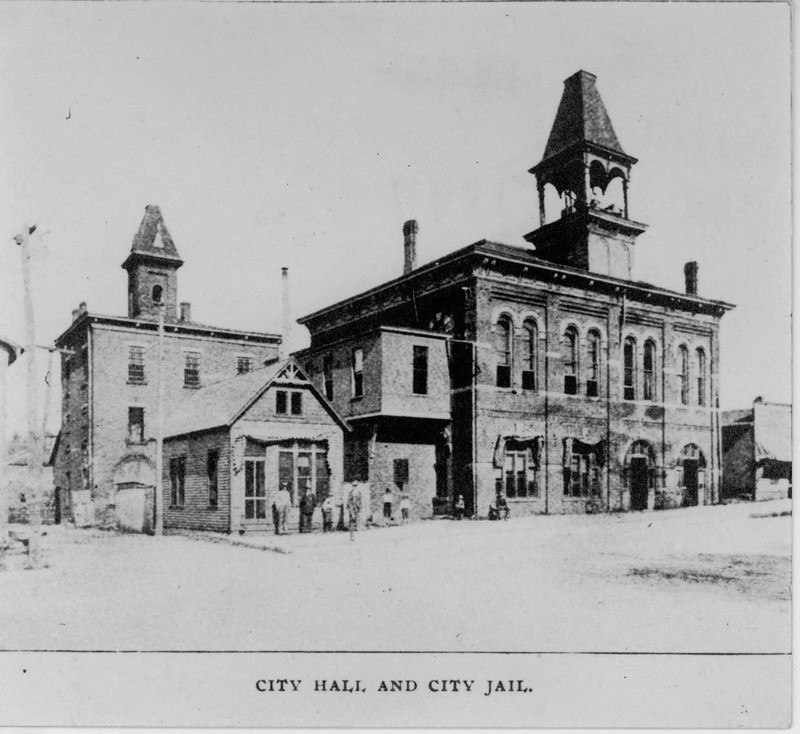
left=55, top=312, right=281, bottom=347
left=530, top=140, right=638, bottom=175
left=297, top=239, right=735, bottom=326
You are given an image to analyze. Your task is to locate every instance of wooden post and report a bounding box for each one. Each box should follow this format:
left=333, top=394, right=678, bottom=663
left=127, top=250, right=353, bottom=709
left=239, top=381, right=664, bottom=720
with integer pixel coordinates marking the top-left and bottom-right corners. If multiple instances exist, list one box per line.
left=154, top=303, right=164, bottom=536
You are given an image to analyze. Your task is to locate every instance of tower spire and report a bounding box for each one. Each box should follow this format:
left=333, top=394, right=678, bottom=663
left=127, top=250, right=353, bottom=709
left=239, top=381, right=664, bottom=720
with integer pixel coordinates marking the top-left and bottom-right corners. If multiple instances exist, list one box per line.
left=525, top=72, right=646, bottom=280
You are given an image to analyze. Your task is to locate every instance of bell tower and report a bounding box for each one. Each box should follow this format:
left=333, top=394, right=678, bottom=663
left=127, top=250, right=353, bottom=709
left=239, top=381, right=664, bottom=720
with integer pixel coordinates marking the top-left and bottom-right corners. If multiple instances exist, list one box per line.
left=121, top=205, right=184, bottom=322
left=524, top=71, right=647, bottom=280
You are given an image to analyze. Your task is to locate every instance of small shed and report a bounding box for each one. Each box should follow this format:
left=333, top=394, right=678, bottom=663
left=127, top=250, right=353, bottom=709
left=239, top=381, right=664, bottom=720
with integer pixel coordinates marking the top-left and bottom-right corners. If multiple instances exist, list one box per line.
left=163, top=358, right=349, bottom=533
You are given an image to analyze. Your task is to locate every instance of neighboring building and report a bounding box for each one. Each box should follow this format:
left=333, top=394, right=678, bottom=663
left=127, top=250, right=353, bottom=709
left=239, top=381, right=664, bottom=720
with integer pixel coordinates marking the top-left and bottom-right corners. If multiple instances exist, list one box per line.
left=52, top=206, right=281, bottom=528
left=5, top=433, right=57, bottom=524
left=722, top=398, right=792, bottom=502
left=296, top=71, right=734, bottom=519
left=161, top=358, right=348, bottom=534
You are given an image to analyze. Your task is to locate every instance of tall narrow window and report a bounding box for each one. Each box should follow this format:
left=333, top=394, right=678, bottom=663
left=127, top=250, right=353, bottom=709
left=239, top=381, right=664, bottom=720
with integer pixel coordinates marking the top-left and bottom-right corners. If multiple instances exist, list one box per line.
left=563, top=326, right=578, bottom=395
left=323, top=355, right=334, bottom=401
left=643, top=340, right=656, bottom=401
left=237, top=356, right=253, bottom=375
left=586, top=330, right=600, bottom=397
left=696, top=348, right=707, bottom=406
left=290, top=391, right=303, bottom=415
left=152, top=285, right=163, bottom=303
left=207, top=449, right=219, bottom=509
left=502, top=441, right=538, bottom=498
left=244, top=458, right=266, bottom=519
left=276, top=390, right=287, bottom=414
left=184, top=352, right=200, bottom=387
left=128, top=407, right=144, bottom=443
left=521, top=320, right=538, bottom=391
left=352, top=348, right=364, bottom=398
left=495, top=316, right=512, bottom=388
left=412, top=345, right=428, bottom=395
left=128, top=346, right=145, bottom=384
left=623, top=337, right=636, bottom=400
left=169, top=456, right=186, bottom=507
left=678, top=345, right=689, bottom=405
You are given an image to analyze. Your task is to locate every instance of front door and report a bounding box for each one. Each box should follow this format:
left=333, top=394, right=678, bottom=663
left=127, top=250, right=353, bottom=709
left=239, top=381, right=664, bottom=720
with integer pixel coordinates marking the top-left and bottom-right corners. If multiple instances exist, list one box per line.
left=683, top=460, right=699, bottom=507
left=630, top=457, right=648, bottom=511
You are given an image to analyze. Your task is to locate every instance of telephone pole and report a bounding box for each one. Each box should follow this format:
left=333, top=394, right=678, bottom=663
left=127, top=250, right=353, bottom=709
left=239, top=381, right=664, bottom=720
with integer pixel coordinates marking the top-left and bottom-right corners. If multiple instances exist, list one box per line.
left=154, top=302, right=164, bottom=536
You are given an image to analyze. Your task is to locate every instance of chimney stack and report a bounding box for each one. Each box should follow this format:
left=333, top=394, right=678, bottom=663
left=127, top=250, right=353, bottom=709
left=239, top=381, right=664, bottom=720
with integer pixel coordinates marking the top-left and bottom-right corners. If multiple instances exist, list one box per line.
left=78, top=301, right=87, bottom=315
left=280, top=267, right=291, bottom=360
left=71, top=309, right=80, bottom=322
left=403, top=220, right=418, bottom=275
left=180, top=302, right=191, bottom=323
left=683, top=261, right=698, bottom=295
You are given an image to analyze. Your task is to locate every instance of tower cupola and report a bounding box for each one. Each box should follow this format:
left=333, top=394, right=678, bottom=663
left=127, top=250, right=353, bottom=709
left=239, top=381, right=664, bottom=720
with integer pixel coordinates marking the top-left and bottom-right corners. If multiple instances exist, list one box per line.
left=121, top=205, right=183, bottom=321
left=524, top=71, right=647, bottom=280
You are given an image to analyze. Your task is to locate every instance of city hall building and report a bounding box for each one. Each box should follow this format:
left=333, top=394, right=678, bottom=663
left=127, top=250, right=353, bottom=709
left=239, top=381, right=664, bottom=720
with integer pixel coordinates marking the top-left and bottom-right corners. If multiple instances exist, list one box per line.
left=52, top=205, right=281, bottom=528
left=296, top=71, right=734, bottom=519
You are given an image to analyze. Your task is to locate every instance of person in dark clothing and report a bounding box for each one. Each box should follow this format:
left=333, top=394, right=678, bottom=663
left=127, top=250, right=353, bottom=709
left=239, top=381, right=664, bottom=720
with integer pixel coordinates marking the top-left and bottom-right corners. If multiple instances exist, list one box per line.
left=299, top=491, right=315, bottom=533
left=271, top=501, right=280, bottom=535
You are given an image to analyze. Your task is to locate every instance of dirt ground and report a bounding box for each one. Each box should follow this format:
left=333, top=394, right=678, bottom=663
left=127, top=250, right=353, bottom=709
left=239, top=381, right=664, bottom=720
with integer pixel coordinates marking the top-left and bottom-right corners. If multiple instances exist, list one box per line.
left=0, top=499, right=790, bottom=653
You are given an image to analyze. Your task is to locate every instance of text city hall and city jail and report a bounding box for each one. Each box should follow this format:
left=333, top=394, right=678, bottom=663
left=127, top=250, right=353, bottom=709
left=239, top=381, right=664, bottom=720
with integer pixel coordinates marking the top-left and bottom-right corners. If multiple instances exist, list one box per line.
left=255, top=679, right=532, bottom=696
left=2, top=70, right=789, bottom=553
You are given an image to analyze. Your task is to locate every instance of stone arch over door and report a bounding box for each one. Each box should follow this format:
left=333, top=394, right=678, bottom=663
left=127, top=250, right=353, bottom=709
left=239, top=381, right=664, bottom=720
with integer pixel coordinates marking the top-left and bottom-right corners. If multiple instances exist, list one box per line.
left=111, top=454, right=156, bottom=533
left=623, top=440, right=657, bottom=511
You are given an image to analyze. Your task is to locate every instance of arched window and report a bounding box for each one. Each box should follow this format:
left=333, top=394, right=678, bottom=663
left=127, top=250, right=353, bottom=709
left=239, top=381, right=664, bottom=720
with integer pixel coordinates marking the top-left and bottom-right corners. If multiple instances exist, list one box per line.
left=586, top=330, right=601, bottom=397
left=563, top=326, right=579, bottom=395
left=696, top=348, right=707, bottom=406
left=643, top=340, right=656, bottom=401
left=152, top=284, right=163, bottom=304
left=495, top=315, right=512, bottom=388
left=521, top=320, right=538, bottom=391
left=623, top=337, right=636, bottom=400
left=678, top=345, right=689, bottom=405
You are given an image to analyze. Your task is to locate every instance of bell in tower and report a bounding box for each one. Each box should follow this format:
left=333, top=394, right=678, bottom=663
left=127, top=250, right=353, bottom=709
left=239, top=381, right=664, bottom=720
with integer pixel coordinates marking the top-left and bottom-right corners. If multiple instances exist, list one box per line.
left=121, top=205, right=184, bottom=321
left=524, top=71, right=647, bottom=280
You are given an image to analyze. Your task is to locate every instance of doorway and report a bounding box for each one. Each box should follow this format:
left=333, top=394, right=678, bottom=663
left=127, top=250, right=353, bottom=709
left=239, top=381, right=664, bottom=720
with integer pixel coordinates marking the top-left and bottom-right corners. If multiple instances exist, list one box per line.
left=683, top=460, right=699, bottom=507
left=630, top=457, right=649, bottom=511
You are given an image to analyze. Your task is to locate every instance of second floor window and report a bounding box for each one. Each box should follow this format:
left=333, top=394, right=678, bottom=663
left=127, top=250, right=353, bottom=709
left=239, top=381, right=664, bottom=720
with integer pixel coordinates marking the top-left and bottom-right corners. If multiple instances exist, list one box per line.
left=678, top=345, right=690, bottom=405
left=237, top=356, right=253, bottom=375
left=586, top=330, right=600, bottom=397
left=412, top=345, right=428, bottom=395
left=352, top=348, right=364, bottom=398
left=291, top=391, right=303, bottom=415
left=184, top=352, right=200, bottom=388
left=696, top=348, right=707, bottom=406
left=563, top=326, right=578, bottom=395
left=495, top=316, right=512, bottom=388
left=643, top=340, right=656, bottom=401
left=276, top=390, right=288, bottom=414
left=521, top=320, right=538, bottom=391
left=128, top=346, right=145, bottom=384
left=323, top=355, right=334, bottom=400
left=623, top=337, right=636, bottom=401
left=128, top=407, right=144, bottom=443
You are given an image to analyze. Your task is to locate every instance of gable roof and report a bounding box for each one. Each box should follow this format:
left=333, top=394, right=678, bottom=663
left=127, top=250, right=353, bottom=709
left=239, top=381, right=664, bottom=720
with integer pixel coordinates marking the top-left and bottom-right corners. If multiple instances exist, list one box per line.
left=163, top=358, right=349, bottom=439
left=542, top=70, right=628, bottom=162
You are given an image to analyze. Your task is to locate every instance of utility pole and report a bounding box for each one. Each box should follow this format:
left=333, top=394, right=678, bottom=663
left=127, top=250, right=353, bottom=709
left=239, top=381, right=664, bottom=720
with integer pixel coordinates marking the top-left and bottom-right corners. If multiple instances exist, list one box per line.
left=154, top=302, right=164, bottom=536
left=14, top=224, right=43, bottom=567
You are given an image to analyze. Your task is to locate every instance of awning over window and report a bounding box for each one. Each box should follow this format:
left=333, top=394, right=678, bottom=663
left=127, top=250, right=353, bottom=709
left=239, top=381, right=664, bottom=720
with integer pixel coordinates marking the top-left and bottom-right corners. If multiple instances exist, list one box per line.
left=563, top=437, right=607, bottom=467
left=493, top=434, right=544, bottom=468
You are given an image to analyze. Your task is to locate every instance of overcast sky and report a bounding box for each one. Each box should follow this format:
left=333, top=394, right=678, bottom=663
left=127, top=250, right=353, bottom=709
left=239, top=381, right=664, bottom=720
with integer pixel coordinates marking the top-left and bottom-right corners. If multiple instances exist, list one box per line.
left=0, top=1, right=791, bottom=435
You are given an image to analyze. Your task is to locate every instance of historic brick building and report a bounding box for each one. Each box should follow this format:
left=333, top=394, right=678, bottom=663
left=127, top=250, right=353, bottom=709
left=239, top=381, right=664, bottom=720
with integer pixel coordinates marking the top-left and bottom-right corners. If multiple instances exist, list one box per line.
left=296, top=71, right=734, bottom=519
left=52, top=205, right=281, bottom=527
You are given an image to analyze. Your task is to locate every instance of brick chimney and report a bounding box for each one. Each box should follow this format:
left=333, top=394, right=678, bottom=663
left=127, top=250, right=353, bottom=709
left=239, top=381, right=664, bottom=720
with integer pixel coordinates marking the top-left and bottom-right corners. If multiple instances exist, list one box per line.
left=179, top=302, right=191, bottom=323
left=403, top=220, right=418, bottom=275
left=280, top=267, right=291, bottom=360
left=684, top=261, right=698, bottom=295
left=71, top=309, right=80, bottom=322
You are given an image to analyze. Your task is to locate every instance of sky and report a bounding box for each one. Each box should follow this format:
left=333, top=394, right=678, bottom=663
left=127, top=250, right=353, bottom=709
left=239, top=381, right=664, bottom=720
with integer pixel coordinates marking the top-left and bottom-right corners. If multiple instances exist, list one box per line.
left=0, top=1, right=791, bottom=437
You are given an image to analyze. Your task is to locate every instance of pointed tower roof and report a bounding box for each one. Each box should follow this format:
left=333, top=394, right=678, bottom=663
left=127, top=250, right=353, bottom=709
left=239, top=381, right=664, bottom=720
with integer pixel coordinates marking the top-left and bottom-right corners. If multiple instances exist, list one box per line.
left=540, top=71, right=630, bottom=163
left=122, top=204, right=183, bottom=270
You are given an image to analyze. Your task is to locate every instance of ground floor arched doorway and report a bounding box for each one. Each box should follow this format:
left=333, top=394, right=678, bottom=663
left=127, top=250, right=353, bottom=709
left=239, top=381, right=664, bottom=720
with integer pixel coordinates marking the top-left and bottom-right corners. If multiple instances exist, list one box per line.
left=624, top=440, right=656, bottom=511
left=679, top=444, right=706, bottom=507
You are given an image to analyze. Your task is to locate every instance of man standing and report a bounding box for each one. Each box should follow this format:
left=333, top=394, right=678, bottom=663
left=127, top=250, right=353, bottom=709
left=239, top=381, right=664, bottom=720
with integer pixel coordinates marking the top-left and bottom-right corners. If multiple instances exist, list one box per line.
left=276, top=482, right=291, bottom=535
left=321, top=493, right=335, bottom=532
left=299, top=491, right=315, bottom=534
left=346, top=483, right=362, bottom=542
